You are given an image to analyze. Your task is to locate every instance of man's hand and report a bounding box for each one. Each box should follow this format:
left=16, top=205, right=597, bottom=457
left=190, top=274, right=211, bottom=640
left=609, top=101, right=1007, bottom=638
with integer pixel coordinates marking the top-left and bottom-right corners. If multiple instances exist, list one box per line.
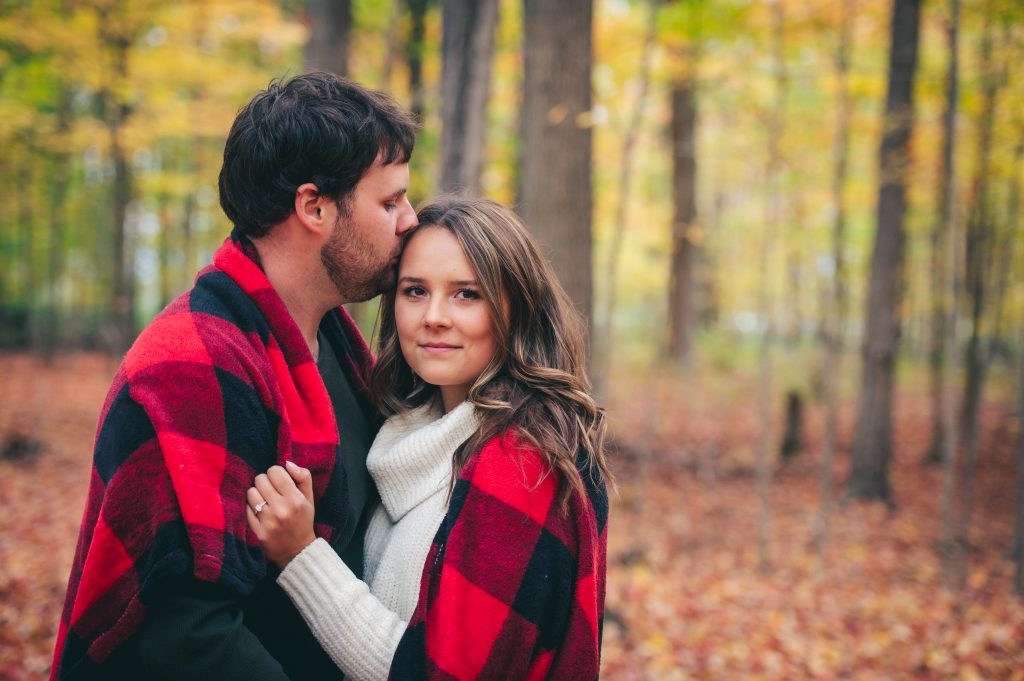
left=246, top=461, right=316, bottom=569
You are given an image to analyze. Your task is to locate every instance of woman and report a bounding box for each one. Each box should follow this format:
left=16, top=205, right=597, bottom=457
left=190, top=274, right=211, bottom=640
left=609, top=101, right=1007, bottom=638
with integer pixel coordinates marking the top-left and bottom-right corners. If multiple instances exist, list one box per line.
left=246, top=197, right=610, bottom=680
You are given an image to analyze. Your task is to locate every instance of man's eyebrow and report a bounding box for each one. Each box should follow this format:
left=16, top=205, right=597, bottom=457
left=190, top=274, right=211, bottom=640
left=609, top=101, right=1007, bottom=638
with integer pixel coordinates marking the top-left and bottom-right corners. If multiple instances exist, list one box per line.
left=387, top=188, right=408, bottom=200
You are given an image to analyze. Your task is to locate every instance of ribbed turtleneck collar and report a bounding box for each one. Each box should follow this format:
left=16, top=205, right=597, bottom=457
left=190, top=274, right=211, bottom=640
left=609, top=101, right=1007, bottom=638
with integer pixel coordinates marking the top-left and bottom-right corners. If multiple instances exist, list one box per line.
left=366, top=400, right=481, bottom=523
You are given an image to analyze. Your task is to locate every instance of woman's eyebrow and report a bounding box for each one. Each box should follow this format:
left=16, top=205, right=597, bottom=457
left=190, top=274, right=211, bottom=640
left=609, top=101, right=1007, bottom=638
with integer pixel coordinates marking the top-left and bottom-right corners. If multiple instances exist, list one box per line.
left=397, top=275, right=479, bottom=286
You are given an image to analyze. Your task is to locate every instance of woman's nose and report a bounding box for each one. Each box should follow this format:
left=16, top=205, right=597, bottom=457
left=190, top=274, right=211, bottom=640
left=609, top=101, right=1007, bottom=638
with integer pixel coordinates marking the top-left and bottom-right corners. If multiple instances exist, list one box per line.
left=423, top=297, right=451, bottom=328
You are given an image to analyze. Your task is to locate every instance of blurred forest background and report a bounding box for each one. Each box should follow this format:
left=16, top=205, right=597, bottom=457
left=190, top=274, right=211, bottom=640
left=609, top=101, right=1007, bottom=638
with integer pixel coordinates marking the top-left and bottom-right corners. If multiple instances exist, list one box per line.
left=1, top=0, right=1023, bottom=678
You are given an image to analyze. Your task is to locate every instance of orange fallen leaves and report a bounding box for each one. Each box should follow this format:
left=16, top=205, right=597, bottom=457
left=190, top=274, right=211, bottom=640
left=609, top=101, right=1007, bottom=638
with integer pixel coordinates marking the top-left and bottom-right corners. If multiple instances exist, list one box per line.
left=599, top=365, right=1024, bottom=680
left=1, top=353, right=1022, bottom=680
left=1, top=353, right=117, bottom=681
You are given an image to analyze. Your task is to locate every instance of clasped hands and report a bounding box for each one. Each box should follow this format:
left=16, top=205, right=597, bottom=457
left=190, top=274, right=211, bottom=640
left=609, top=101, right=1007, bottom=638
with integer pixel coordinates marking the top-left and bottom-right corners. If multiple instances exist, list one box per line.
left=246, top=460, right=316, bottom=569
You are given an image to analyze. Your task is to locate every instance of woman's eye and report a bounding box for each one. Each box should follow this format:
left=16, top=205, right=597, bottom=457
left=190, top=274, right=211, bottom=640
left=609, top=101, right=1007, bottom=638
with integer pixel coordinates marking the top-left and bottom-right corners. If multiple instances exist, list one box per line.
left=402, top=286, right=425, bottom=297
left=455, top=289, right=481, bottom=300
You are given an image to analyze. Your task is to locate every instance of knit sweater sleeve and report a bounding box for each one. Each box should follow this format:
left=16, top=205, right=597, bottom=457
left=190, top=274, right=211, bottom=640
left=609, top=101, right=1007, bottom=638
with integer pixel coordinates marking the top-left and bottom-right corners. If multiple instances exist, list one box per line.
left=277, top=538, right=406, bottom=681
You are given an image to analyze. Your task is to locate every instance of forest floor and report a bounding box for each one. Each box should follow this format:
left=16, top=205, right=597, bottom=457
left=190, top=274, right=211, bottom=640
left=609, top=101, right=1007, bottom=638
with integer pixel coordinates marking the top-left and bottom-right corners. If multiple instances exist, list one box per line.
left=0, top=351, right=1021, bottom=680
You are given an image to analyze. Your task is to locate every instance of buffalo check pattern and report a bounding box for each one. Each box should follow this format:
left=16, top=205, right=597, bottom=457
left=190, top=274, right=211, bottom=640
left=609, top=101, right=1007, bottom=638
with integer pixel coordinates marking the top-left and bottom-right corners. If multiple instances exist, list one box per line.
left=50, top=232, right=375, bottom=680
left=390, top=433, right=609, bottom=680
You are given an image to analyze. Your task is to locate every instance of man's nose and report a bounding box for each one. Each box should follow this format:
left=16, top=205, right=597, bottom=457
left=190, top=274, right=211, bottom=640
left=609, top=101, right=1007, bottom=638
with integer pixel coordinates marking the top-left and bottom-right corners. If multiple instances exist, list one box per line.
left=397, top=198, right=417, bottom=235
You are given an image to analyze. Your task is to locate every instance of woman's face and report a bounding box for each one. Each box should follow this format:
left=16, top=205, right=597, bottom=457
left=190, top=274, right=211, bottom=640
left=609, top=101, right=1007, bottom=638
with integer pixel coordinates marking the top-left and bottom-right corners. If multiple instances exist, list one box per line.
left=395, top=226, right=497, bottom=412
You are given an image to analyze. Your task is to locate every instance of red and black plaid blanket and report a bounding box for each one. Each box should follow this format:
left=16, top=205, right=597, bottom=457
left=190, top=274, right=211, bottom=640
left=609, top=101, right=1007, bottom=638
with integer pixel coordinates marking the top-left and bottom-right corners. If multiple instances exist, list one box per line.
left=50, top=232, right=374, bottom=680
left=390, top=433, right=609, bottom=680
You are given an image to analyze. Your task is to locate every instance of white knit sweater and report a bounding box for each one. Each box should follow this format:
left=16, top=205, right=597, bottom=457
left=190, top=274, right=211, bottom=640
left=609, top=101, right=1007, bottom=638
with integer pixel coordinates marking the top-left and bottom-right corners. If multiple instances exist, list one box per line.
left=277, top=400, right=480, bottom=681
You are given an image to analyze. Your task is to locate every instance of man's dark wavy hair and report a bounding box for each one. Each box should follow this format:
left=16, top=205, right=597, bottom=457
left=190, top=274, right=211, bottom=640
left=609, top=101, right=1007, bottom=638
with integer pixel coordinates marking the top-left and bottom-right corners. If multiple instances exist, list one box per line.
left=218, top=72, right=418, bottom=238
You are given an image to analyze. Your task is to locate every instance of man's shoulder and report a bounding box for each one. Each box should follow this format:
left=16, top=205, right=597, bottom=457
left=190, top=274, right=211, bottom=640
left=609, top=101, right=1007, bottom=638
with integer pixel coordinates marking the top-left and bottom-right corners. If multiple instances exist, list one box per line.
left=124, top=270, right=273, bottom=381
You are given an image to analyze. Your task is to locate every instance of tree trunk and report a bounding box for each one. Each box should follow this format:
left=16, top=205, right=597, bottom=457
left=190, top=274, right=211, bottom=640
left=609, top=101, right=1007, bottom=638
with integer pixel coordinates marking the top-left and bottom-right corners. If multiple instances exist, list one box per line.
left=597, top=0, right=659, bottom=384
left=405, top=0, right=429, bottom=120
left=1004, top=139, right=1023, bottom=599
left=936, top=0, right=962, bottom=591
left=755, top=0, right=787, bottom=574
left=519, top=0, right=593, bottom=328
left=305, top=0, right=352, bottom=76
left=98, top=2, right=136, bottom=352
left=19, top=151, right=37, bottom=348
left=1015, top=322, right=1024, bottom=597
left=769, top=1, right=796, bottom=347
left=780, top=391, right=803, bottom=459
left=381, top=0, right=403, bottom=88
left=956, top=1, right=999, bottom=589
left=41, top=62, right=72, bottom=357
left=665, top=77, right=698, bottom=367
left=110, top=114, right=134, bottom=351
left=181, top=190, right=195, bottom=291
left=925, top=0, right=961, bottom=466
left=0, top=158, right=10, bottom=311
left=438, top=0, right=498, bottom=195
left=815, top=0, right=854, bottom=575
left=846, top=0, right=922, bottom=505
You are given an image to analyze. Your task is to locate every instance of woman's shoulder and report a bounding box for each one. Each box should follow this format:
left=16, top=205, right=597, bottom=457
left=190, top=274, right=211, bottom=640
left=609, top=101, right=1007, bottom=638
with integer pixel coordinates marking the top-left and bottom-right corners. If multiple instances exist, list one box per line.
left=453, top=430, right=561, bottom=522
left=464, top=429, right=551, bottom=479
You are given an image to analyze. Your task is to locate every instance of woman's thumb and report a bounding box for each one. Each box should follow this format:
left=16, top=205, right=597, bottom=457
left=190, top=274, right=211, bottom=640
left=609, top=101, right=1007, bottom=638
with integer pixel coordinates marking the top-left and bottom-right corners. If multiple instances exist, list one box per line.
left=285, top=460, right=313, bottom=502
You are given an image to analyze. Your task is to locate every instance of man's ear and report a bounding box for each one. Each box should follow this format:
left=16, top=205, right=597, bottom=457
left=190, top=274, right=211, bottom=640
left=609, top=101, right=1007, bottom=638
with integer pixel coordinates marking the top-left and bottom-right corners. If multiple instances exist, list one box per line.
left=294, top=182, right=329, bottom=236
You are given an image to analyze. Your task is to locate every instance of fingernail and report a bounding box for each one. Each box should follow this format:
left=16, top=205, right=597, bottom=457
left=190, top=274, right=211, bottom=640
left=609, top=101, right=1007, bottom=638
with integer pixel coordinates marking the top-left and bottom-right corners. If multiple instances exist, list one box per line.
left=286, top=460, right=299, bottom=471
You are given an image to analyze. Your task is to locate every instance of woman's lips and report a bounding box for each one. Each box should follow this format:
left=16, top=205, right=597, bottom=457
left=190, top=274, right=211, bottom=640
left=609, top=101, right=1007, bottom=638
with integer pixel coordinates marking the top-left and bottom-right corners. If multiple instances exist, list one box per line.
left=419, top=342, right=460, bottom=355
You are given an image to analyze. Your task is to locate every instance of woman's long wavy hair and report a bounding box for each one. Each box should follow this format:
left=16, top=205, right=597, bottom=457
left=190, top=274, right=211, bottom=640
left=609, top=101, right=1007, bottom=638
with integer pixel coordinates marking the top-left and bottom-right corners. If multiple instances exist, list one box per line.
left=370, top=196, right=610, bottom=508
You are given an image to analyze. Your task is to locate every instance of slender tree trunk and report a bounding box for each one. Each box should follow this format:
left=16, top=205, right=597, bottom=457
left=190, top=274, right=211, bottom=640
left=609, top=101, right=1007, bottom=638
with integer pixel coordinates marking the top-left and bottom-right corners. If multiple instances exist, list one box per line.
left=305, top=0, right=352, bottom=76
left=42, top=68, right=72, bottom=357
left=181, top=191, right=195, bottom=290
left=938, top=0, right=962, bottom=591
left=815, top=0, right=855, bottom=576
left=519, top=0, right=594, bottom=328
left=755, top=226, right=776, bottom=574
left=1015, top=321, right=1024, bottom=597
left=699, top=190, right=724, bottom=326
left=158, top=197, right=172, bottom=309
left=0, top=159, right=10, bottom=310
left=183, top=83, right=205, bottom=293
left=956, top=2, right=999, bottom=589
left=405, top=0, right=429, bottom=120
left=110, top=117, right=133, bottom=351
left=925, top=0, right=961, bottom=465
left=770, top=2, right=796, bottom=347
left=439, top=0, right=499, bottom=195
left=983, top=124, right=1019, bottom=371
left=99, top=3, right=136, bottom=352
left=381, top=0, right=403, bottom=88
left=598, top=0, right=659, bottom=383
left=19, top=150, right=37, bottom=349
left=662, top=0, right=702, bottom=370
left=666, top=75, right=698, bottom=367
left=846, top=0, right=922, bottom=505
left=756, top=0, right=786, bottom=574
left=1003, top=57, right=1024, bottom=599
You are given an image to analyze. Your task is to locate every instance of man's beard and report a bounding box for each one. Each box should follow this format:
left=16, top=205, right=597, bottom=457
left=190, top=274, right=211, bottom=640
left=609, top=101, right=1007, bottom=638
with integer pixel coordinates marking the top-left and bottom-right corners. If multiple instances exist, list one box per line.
left=320, top=213, right=398, bottom=304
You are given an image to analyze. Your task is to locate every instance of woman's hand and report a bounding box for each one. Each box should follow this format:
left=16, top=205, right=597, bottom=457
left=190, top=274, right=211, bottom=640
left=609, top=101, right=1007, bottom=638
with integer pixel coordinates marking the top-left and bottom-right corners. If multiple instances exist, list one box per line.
left=246, top=461, right=316, bottom=569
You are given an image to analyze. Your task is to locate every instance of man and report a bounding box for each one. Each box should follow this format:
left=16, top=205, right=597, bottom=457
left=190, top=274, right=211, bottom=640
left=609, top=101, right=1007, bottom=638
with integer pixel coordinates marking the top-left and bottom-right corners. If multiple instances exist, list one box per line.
left=50, top=73, right=418, bottom=680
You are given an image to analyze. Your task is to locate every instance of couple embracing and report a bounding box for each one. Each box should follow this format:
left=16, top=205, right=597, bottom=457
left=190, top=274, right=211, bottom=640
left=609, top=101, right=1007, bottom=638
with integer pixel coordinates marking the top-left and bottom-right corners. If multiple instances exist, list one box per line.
left=50, top=73, right=610, bottom=681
